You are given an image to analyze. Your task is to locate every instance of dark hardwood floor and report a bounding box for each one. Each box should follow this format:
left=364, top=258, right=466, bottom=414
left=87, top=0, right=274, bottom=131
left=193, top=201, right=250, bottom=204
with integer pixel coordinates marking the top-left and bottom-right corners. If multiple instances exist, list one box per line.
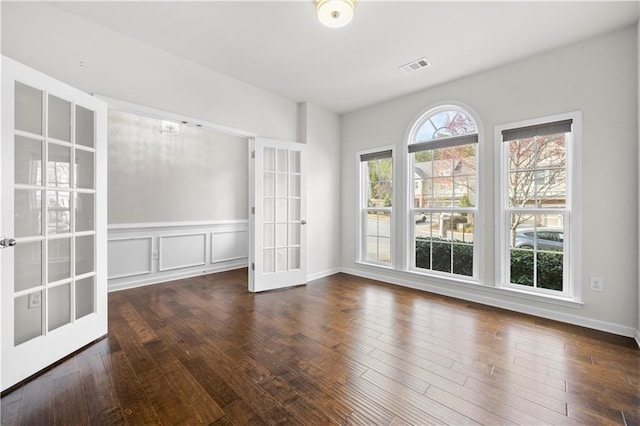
left=2, top=269, right=639, bottom=425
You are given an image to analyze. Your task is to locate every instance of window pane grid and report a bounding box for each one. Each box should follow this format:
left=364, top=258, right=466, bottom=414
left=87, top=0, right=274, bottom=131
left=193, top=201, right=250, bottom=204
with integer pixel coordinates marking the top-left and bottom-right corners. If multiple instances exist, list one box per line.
left=413, top=209, right=474, bottom=277
left=503, top=125, right=570, bottom=295
left=409, top=106, right=478, bottom=280
left=360, top=152, right=393, bottom=267
left=13, top=82, right=99, bottom=345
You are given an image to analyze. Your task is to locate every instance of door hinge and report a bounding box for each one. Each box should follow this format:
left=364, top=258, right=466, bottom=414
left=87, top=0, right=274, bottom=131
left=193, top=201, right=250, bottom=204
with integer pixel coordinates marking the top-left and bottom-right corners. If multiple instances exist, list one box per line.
left=251, top=262, right=255, bottom=271
left=251, top=206, right=255, bottom=214
left=251, top=150, right=255, bottom=159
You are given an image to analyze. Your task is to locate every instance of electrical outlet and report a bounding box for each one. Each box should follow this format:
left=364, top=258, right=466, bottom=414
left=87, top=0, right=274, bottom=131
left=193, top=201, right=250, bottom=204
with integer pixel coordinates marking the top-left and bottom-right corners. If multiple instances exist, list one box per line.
left=589, top=276, right=604, bottom=292
left=28, top=293, right=42, bottom=309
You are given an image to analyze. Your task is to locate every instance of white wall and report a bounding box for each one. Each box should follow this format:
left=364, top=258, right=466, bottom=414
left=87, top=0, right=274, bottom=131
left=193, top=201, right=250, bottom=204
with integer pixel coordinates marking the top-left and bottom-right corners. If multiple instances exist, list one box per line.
left=299, top=102, right=342, bottom=279
left=341, top=26, right=639, bottom=335
left=1, top=2, right=298, bottom=141
left=108, top=110, right=247, bottom=224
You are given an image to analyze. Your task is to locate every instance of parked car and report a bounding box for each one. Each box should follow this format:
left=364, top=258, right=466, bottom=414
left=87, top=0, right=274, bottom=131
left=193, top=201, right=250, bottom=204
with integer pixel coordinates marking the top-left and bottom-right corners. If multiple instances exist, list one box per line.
left=415, top=213, right=427, bottom=223
left=514, top=228, right=563, bottom=251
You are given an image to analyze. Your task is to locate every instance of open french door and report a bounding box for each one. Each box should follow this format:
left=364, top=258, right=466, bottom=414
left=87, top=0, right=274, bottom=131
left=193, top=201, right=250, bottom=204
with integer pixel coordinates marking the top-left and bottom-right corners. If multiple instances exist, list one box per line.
left=1, top=56, right=107, bottom=391
left=249, top=138, right=306, bottom=292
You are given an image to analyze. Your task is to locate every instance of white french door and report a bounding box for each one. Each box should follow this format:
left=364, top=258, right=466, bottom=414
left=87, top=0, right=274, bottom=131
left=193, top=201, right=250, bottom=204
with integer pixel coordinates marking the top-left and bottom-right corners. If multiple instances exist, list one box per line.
left=1, top=56, right=107, bottom=391
left=249, top=138, right=307, bottom=292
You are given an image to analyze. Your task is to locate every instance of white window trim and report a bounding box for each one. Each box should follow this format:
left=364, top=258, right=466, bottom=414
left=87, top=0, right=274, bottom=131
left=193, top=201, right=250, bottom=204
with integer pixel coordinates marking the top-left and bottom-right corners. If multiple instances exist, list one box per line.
left=404, top=102, right=484, bottom=282
left=495, top=111, right=582, bottom=302
left=356, top=145, right=397, bottom=269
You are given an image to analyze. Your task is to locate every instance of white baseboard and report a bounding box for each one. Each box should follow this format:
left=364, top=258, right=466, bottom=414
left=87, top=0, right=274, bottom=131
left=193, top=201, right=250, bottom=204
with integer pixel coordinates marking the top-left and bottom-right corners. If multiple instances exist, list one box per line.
left=307, top=267, right=342, bottom=282
left=109, top=259, right=247, bottom=292
left=635, top=329, right=640, bottom=349
left=341, top=267, right=637, bottom=338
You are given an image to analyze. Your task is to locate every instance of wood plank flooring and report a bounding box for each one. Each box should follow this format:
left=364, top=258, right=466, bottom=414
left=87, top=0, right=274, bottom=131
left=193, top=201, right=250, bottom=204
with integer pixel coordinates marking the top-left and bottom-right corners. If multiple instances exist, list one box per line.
left=2, top=269, right=639, bottom=425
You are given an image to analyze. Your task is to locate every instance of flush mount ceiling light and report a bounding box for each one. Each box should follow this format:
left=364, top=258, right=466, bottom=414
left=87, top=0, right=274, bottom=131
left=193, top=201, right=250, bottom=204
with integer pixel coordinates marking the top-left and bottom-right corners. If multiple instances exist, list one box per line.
left=315, top=0, right=356, bottom=28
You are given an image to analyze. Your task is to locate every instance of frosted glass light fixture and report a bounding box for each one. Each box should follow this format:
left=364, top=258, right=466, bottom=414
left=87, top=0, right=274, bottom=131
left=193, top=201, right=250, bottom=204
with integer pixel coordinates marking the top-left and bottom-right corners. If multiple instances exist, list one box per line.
left=316, top=0, right=355, bottom=28
left=160, top=120, right=183, bottom=137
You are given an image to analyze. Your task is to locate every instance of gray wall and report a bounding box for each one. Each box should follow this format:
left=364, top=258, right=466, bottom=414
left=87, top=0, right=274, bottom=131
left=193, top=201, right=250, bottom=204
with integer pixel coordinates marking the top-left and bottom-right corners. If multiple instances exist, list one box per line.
left=341, top=26, right=638, bottom=332
left=299, top=102, right=342, bottom=278
left=108, top=110, right=247, bottom=223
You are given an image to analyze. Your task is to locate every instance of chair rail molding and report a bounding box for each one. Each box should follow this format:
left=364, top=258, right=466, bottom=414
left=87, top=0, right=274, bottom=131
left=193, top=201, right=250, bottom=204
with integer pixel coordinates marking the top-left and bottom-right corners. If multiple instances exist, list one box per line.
left=108, top=220, right=248, bottom=292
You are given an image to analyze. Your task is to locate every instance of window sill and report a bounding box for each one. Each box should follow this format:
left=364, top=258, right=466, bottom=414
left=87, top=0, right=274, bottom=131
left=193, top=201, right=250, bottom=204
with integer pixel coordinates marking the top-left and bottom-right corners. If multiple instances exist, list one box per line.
left=492, top=285, right=583, bottom=309
left=351, top=262, right=584, bottom=310
left=356, top=260, right=396, bottom=271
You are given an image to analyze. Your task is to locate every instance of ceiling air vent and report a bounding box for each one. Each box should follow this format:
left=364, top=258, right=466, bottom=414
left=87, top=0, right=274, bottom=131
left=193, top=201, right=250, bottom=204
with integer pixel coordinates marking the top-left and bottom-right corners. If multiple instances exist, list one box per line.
left=399, top=57, right=431, bottom=73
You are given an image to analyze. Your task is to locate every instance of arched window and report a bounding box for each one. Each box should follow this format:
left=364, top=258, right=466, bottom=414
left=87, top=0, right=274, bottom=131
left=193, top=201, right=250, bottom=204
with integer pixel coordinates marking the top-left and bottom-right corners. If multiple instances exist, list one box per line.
left=408, top=105, right=479, bottom=278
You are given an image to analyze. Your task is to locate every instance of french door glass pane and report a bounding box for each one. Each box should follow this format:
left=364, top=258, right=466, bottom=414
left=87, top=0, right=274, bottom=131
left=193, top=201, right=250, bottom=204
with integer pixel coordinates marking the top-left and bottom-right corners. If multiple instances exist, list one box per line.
left=75, top=193, right=94, bottom=232
left=263, top=173, right=275, bottom=196
left=48, top=94, right=71, bottom=142
left=263, top=198, right=275, bottom=222
left=289, top=151, right=300, bottom=173
left=15, top=241, right=42, bottom=292
left=15, top=136, right=43, bottom=186
left=76, top=235, right=95, bottom=276
left=276, top=174, right=287, bottom=196
left=289, top=248, right=300, bottom=270
left=275, top=199, right=287, bottom=222
left=289, top=199, right=300, bottom=221
left=75, top=150, right=94, bottom=189
left=263, top=224, right=274, bottom=247
left=48, top=284, right=71, bottom=331
left=275, top=224, right=287, bottom=247
left=48, top=238, right=71, bottom=283
left=47, top=143, right=71, bottom=188
left=15, top=189, right=42, bottom=238
left=288, top=224, right=300, bottom=245
left=289, top=175, right=300, bottom=197
left=276, top=248, right=287, bottom=271
left=264, top=147, right=275, bottom=171
left=15, top=82, right=42, bottom=135
left=276, top=149, right=288, bottom=172
left=75, top=276, right=95, bottom=319
left=263, top=249, right=275, bottom=273
left=15, top=292, right=43, bottom=345
left=47, top=190, right=71, bottom=235
left=75, top=105, right=95, bottom=148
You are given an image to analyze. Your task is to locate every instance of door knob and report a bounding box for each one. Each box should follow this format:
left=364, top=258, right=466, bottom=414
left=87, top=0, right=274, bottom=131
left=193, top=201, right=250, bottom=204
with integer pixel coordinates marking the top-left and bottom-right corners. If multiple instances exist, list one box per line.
left=0, top=237, right=17, bottom=249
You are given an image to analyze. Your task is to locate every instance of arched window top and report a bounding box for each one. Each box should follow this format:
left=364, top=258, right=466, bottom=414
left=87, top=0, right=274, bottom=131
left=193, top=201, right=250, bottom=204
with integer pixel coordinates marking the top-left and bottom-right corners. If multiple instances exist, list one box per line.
left=412, top=106, right=477, bottom=144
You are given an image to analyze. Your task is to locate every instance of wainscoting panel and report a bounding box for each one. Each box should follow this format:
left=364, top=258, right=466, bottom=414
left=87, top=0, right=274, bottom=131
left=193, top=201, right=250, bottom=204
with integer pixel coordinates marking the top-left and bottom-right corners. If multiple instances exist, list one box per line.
left=107, top=237, right=152, bottom=279
left=108, top=221, right=248, bottom=291
left=159, top=233, right=207, bottom=272
left=212, top=230, right=248, bottom=262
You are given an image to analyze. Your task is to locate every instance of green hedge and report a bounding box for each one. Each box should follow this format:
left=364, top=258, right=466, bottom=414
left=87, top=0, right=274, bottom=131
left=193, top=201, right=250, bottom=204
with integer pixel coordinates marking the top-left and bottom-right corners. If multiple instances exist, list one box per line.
left=510, top=249, right=563, bottom=291
left=416, top=238, right=563, bottom=291
left=415, top=238, right=473, bottom=277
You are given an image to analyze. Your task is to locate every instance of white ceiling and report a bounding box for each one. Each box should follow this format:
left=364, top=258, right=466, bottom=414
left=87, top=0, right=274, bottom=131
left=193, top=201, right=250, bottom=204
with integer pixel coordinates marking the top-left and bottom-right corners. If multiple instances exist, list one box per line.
left=52, top=1, right=639, bottom=114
